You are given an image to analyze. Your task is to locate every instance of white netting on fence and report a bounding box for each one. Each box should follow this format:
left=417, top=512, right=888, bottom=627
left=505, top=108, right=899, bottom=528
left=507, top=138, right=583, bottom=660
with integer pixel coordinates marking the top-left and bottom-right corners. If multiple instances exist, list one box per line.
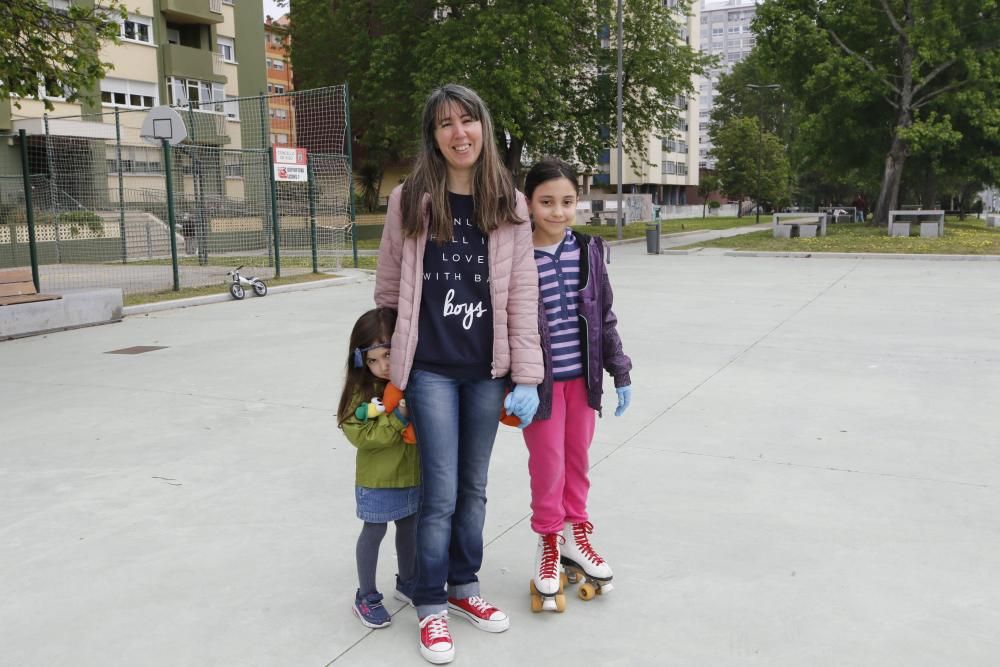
left=1, top=85, right=353, bottom=296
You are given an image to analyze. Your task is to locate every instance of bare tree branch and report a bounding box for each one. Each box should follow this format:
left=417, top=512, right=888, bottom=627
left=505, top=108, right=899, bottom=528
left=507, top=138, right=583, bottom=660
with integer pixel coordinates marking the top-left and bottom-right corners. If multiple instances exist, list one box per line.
left=878, top=0, right=907, bottom=39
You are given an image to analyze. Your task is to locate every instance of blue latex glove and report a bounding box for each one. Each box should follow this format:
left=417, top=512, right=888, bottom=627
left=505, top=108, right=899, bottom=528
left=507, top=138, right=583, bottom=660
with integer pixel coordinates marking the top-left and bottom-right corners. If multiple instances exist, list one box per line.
left=504, top=384, right=539, bottom=429
left=614, top=385, right=632, bottom=417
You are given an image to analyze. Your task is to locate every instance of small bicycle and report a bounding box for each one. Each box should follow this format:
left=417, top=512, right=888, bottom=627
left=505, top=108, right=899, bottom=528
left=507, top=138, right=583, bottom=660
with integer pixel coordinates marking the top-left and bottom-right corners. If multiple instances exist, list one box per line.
left=226, top=265, right=267, bottom=300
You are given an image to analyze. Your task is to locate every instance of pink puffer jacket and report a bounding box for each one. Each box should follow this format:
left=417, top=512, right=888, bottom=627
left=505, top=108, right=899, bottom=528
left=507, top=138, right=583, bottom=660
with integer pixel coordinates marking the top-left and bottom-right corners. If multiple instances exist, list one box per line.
left=374, top=184, right=543, bottom=390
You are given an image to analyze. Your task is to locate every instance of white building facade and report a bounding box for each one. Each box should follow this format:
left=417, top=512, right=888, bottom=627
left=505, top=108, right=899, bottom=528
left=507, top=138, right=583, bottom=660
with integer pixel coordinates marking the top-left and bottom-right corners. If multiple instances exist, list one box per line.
left=697, top=0, right=758, bottom=170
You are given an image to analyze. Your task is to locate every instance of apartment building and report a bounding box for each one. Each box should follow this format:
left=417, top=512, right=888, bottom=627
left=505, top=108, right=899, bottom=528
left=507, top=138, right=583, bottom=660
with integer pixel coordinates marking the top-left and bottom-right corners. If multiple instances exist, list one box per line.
left=697, top=0, right=757, bottom=170
left=600, top=1, right=701, bottom=206
left=264, top=15, right=295, bottom=147
left=1, top=0, right=266, bottom=183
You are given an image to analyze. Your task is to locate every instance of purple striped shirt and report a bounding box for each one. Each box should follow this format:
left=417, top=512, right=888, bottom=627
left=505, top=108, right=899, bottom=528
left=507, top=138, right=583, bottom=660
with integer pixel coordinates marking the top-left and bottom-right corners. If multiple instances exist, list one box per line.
left=534, top=229, right=583, bottom=380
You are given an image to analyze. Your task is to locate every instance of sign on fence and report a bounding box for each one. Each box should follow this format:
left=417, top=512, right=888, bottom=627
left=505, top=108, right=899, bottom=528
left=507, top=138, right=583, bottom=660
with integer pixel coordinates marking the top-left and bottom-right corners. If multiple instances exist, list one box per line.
left=273, top=146, right=308, bottom=182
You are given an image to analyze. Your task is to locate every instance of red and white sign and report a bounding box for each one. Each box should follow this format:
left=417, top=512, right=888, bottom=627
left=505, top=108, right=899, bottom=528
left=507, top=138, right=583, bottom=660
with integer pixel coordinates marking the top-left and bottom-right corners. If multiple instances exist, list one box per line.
left=273, top=146, right=308, bottom=182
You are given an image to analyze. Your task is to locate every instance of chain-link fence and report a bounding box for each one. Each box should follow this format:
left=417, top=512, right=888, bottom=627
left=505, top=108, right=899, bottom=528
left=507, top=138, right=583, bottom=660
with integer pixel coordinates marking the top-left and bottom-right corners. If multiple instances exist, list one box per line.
left=0, top=85, right=355, bottom=296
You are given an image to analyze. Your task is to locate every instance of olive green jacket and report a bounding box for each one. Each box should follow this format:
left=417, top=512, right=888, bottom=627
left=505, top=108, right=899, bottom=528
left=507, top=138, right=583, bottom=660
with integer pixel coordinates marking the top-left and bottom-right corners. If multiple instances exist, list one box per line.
left=341, top=398, right=420, bottom=488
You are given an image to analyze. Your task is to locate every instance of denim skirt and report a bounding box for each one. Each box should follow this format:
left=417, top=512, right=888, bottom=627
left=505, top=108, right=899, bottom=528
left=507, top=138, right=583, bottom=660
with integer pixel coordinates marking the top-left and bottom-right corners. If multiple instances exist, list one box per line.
left=355, top=485, right=420, bottom=523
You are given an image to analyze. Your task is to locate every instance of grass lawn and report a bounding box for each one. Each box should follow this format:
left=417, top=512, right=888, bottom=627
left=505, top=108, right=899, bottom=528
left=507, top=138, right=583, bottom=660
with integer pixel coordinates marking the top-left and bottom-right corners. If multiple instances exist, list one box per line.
left=352, top=215, right=756, bottom=249
left=676, top=216, right=1000, bottom=255
left=123, top=271, right=346, bottom=307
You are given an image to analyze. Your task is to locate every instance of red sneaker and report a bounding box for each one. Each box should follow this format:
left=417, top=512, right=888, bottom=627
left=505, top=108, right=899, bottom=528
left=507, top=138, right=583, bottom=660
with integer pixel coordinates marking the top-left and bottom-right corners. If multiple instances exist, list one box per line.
left=446, top=595, right=510, bottom=633
left=418, top=611, right=454, bottom=664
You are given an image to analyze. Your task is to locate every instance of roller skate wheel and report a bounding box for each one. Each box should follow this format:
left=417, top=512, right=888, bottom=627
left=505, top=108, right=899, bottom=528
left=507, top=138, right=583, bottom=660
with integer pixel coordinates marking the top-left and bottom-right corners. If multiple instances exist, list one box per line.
left=579, top=583, right=597, bottom=601
left=599, top=582, right=613, bottom=594
left=555, top=593, right=567, bottom=613
left=566, top=571, right=580, bottom=584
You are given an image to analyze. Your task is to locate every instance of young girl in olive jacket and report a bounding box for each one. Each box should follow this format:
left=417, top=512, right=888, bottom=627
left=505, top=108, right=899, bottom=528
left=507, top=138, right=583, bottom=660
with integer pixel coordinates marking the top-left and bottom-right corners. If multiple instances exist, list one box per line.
left=337, top=307, right=419, bottom=630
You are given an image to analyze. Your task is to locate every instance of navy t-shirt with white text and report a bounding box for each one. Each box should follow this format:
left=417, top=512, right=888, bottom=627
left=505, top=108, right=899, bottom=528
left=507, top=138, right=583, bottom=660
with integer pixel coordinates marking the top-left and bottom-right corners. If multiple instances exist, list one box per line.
left=412, top=193, right=494, bottom=379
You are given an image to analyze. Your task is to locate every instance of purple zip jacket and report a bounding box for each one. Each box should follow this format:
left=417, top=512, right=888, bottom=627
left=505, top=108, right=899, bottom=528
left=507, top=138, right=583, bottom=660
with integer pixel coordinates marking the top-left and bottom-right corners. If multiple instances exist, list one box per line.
left=535, top=230, right=632, bottom=420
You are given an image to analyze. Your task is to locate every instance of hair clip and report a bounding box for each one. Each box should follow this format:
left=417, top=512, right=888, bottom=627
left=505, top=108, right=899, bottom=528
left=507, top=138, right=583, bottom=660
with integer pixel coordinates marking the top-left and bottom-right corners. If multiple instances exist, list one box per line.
left=353, top=342, right=390, bottom=368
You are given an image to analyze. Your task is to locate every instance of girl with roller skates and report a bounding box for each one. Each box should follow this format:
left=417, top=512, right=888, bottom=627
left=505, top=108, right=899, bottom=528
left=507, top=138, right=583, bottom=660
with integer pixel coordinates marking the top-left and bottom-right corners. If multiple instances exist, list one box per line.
left=523, top=158, right=633, bottom=612
left=336, top=307, right=420, bottom=629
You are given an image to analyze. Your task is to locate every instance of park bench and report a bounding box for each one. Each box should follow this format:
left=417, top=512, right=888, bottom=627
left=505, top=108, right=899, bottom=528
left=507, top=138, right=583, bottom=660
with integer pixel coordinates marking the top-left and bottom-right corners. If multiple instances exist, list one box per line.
left=772, top=212, right=828, bottom=239
left=820, top=206, right=857, bottom=223
left=888, top=210, right=944, bottom=238
left=0, top=268, right=61, bottom=307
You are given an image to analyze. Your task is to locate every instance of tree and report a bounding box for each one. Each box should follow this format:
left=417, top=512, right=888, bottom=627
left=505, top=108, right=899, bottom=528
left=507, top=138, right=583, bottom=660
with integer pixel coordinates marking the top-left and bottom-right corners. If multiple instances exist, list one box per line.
left=697, top=172, right=719, bottom=218
left=710, top=116, right=789, bottom=212
left=1, top=0, right=126, bottom=111
left=293, top=0, right=712, bottom=180
left=291, top=1, right=435, bottom=168
left=414, top=0, right=713, bottom=178
left=754, top=0, right=1000, bottom=223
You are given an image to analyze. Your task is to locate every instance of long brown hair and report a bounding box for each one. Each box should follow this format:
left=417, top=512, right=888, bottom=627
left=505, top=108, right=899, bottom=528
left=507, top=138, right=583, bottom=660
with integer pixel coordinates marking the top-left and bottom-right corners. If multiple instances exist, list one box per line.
left=336, top=307, right=397, bottom=426
left=400, top=83, right=524, bottom=241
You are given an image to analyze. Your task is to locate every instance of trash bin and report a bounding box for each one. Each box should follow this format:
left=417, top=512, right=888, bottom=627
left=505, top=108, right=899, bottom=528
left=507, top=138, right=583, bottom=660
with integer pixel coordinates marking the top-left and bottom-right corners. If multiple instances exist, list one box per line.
left=645, top=221, right=661, bottom=254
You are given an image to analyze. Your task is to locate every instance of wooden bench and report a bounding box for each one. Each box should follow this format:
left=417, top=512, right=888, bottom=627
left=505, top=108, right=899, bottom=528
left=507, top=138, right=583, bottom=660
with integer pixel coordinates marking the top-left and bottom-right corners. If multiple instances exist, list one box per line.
left=772, top=212, right=828, bottom=239
left=0, top=268, right=61, bottom=307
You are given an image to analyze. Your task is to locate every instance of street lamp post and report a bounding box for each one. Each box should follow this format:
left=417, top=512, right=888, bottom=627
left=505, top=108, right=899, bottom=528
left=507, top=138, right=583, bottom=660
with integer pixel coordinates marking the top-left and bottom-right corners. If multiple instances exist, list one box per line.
left=745, top=83, right=780, bottom=224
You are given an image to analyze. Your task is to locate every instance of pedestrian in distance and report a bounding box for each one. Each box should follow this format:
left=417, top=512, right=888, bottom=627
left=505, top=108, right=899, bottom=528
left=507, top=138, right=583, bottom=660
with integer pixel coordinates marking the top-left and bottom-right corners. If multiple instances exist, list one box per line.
left=374, top=83, right=543, bottom=664
left=522, top=158, right=633, bottom=612
left=336, top=307, right=420, bottom=630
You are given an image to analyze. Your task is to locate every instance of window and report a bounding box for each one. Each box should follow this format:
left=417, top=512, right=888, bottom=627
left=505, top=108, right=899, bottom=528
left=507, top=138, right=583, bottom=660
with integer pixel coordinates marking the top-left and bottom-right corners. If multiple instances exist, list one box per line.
left=711, top=26, right=724, bottom=36
left=39, top=76, right=72, bottom=101
left=166, top=28, right=180, bottom=44
left=222, top=0, right=234, bottom=4
left=107, top=145, right=162, bottom=175
left=271, top=59, right=284, bottom=71
left=273, top=84, right=285, bottom=94
left=276, top=133, right=288, bottom=144
left=267, top=84, right=273, bottom=93
left=727, top=52, right=740, bottom=63
left=662, top=161, right=677, bottom=175
left=269, top=133, right=276, bottom=144
left=121, top=15, right=153, bottom=44
left=677, top=163, right=688, bottom=176
left=217, top=36, right=236, bottom=63
left=728, top=39, right=740, bottom=49
left=728, top=26, right=741, bottom=34
left=223, top=94, right=240, bottom=122
left=101, top=78, right=157, bottom=109
left=274, top=108, right=287, bottom=119
left=166, top=76, right=225, bottom=110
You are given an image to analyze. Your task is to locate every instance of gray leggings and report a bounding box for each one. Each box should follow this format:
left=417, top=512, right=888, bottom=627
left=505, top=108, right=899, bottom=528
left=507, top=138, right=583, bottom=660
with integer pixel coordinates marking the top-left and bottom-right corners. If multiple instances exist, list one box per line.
left=356, top=513, right=417, bottom=596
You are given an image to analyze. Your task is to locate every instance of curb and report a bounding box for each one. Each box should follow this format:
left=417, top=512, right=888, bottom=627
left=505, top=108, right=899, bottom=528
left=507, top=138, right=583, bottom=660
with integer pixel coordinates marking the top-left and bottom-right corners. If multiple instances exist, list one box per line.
left=722, top=250, right=1000, bottom=262
left=122, top=271, right=369, bottom=316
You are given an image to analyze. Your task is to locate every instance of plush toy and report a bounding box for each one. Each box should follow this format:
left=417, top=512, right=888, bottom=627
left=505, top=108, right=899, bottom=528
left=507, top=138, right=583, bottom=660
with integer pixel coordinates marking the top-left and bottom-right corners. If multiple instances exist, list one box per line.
left=354, top=397, right=385, bottom=421
left=383, top=383, right=417, bottom=445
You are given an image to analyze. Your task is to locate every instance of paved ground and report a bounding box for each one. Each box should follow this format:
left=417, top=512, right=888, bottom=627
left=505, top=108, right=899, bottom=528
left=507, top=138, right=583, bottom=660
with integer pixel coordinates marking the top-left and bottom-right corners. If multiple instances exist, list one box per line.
left=2, top=238, right=999, bottom=666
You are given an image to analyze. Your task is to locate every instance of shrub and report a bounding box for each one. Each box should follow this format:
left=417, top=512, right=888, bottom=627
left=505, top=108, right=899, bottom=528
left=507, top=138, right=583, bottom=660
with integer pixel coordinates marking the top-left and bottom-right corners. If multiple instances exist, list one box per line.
left=708, top=200, right=721, bottom=209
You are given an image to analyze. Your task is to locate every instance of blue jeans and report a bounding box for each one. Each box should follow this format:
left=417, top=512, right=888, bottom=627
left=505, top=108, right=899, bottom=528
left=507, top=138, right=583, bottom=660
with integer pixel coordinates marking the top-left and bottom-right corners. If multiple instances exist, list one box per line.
left=405, top=369, right=506, bottom=617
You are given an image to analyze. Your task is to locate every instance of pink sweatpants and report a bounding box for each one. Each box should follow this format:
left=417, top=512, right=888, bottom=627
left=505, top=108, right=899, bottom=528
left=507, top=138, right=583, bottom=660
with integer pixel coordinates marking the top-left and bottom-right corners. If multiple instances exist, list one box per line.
left=522, top=377, right=596, bottom=535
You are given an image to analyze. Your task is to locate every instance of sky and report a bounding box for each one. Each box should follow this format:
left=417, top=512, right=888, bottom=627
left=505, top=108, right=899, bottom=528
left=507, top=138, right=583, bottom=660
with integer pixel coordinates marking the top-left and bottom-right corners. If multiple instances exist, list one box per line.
left=262, top=0, right=288, bottom=21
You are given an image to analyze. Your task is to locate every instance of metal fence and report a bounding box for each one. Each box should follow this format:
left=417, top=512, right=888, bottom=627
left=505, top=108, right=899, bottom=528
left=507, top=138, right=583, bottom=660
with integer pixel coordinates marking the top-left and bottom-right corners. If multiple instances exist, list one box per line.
left=0, top=85, right=355, bottom=296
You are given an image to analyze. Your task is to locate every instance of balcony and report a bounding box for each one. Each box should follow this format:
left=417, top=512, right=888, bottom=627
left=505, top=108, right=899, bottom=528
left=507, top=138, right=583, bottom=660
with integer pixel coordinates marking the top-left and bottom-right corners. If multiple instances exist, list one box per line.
left=163, top=44, right=226, bottom=84
left=160, top=0, right=223, bottom=24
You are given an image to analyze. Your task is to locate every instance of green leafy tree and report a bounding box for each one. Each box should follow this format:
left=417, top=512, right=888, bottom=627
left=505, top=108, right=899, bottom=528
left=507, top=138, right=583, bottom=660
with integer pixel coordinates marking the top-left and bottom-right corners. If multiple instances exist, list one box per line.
left=1, top=0, right=126, bottom=111
left=415, top=0, right=713, bottom=177
left=697, top=171, right=719, bottom=218
left=754, top=0, right=1000, bottom=223
left=291, top=1, right=435, bottom=168
left=710, top=116, right=789, bottom=212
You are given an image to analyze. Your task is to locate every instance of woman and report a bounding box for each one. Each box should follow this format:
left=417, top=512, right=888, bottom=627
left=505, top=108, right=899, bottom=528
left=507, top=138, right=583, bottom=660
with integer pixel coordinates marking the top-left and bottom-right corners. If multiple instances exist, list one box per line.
left=374, top=83, right=543, bottom=665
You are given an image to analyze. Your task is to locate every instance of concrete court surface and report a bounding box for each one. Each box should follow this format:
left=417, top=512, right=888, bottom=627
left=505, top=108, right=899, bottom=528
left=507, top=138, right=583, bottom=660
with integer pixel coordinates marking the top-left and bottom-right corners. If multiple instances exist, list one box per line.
left=2, top=242, right=1000, bottom=666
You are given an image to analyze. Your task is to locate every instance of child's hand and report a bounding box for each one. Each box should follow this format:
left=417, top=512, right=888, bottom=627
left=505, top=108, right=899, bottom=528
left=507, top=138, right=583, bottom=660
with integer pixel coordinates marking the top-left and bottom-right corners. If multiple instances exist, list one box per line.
left=614, top=385, right=632, bottom=417
left=505, top=384, right=539, bottom=428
